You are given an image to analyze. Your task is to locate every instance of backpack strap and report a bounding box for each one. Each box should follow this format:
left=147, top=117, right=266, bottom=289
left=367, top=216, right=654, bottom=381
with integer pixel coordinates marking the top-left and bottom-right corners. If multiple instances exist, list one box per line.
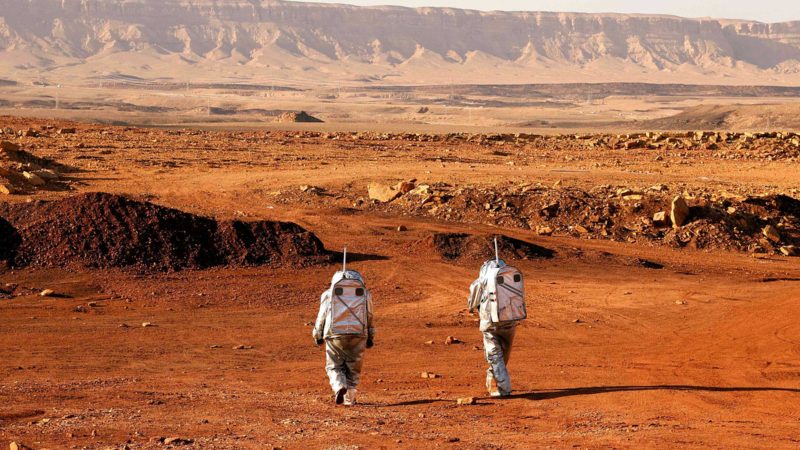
left=498, top=282, right=524, bottom=297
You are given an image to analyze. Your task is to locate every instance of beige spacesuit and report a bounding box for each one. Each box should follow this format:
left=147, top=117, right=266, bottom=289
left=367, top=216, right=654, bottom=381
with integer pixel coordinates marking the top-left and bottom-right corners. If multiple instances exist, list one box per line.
left=313, top=269, right=375, bottom=406
left=468, top=257, right=526, bottom=397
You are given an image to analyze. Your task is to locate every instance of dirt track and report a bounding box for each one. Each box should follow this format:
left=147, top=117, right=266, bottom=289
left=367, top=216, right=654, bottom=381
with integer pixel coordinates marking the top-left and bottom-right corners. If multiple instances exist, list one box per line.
left=1, top=117, right=799, bottom=449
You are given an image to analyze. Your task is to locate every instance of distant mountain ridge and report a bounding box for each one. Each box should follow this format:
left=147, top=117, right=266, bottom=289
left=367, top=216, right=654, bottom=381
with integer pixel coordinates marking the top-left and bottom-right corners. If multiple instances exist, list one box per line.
left=0, top=0, right=799, bottom=86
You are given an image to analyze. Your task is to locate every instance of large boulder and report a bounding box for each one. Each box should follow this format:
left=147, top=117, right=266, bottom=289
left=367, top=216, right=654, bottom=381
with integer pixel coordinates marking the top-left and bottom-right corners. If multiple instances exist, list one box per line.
left=670, top=196, right=690, bottom=228
left=368, top=183, right=400, bottom=203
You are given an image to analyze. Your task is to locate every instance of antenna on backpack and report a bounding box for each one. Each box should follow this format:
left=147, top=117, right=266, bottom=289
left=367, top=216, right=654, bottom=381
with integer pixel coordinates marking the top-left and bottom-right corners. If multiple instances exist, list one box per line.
left=494, top=237, right=499, bottom=265
left=342, top=247, right=347, bottom=273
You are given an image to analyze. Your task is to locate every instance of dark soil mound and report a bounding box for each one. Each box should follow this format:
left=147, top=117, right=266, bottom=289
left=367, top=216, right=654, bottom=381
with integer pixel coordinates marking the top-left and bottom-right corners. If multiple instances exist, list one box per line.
left=214, top=220, right=328, bottom=266
left=0, top=192, right=329, bottom=271
left=744, top=194, right=800, bottom=218
left=0, top=216, right=19, bottom=262
left=429, top=233, right=554, bottom=261
left=1, top=140, right=76, bottom=173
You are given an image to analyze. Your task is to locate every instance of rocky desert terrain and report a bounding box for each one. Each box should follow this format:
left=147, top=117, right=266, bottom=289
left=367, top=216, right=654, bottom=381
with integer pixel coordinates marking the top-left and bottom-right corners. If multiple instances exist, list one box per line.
left=0, top=115, right=798, bottom=449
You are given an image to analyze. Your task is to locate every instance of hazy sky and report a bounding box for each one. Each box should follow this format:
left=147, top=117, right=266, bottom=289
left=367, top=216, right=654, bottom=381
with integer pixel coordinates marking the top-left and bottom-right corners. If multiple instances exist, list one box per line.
left=297, top=0, right=800, bottom=23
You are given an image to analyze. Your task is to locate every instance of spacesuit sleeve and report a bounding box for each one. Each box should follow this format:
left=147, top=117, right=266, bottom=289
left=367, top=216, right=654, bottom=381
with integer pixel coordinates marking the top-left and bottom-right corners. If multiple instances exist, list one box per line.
left=468, top=278, right=483, bottom=312
left=366, top=290, right=375, bottom=340
left=312, top=291, right=329, bottom=341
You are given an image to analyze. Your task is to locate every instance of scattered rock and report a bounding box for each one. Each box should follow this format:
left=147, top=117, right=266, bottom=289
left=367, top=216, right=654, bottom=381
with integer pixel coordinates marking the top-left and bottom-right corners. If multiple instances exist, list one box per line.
left=22, top=171, right=46, bottom=186
left=675, top=300, right=688, bottom=305
left=409, top=184, right=432, bottom=196
left=233, top=345, right=253, bottom=350
left=616, top=188, right=636, bottom=197
left=33, top=169, right=60, bottom=181
left=57, top=128, right=76, bottom=134
left=10, top=442, right=32, bottom=450
left=456, top=397, right=476, bottom=405
left=670, top=196, right=691, bottom=228
left=762, top=225, right=781, bottom=243
left=421, top=371, right=441, bottom=379
left=395, top=180, right=416, bottom=194
left=780, top=245, right=798, bottom=256
left=0, top=183, right=14, bottom=195
left=425, top=340, right=434, bottom=345
left=368, top=182, right=401, bottom=203
left=299, top=185, right=323, bottom=194
left=397, top=225, right=408, bottom=232
left=162, top=437, right=194, bottom=446
left=39, top=289, right=54, bottom=297
left=652, top=211, right=669, bottom=227
left=142, top=322, right=154, bottom=327
left=444, top=336, right=461, bottom=345
left=536, top=226, right=554, bottom=236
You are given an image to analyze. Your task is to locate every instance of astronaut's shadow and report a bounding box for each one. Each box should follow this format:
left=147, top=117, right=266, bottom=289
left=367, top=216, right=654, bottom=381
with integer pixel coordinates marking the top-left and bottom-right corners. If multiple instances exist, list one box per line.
left=510, top=384, right=800, bottom=400
left=381, top=384, right=800, bottom=407
left=330, top=250, right=390, bottom=263
left=370, top=398, right=490, bottom=407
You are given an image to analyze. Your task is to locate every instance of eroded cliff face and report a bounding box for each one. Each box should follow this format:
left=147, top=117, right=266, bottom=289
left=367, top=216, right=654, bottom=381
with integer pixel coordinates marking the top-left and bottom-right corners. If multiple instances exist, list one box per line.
left=1, top=0, right=799, bottom=84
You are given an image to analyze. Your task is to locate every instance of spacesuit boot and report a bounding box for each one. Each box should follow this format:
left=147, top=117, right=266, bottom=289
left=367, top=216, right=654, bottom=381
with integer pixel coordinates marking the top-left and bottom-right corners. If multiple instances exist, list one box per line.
left=344, top=389, right=358, bottom=406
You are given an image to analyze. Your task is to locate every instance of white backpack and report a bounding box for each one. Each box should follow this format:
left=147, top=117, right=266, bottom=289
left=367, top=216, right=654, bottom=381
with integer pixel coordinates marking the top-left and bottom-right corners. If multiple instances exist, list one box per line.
left=469, top=239, right=527, bottom=323
left=483, top=261, right=526, bottom=323
left=328, top=250, right=370, bottom=336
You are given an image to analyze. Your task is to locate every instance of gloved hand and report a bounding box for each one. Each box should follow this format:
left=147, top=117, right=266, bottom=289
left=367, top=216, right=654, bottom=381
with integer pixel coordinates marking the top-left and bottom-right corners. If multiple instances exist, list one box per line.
left=366, top=338, right=374, bottom=349
left=315, top=338, right=324, bottom=346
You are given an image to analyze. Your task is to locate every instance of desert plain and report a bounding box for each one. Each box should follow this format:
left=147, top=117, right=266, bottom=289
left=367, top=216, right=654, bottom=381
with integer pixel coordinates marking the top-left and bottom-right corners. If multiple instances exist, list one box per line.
left=0, top=108, right=798, bottom=449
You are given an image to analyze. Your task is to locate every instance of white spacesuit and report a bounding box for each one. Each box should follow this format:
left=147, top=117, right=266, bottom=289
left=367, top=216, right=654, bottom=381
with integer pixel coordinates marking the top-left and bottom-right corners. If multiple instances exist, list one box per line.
left=468, top=257, right=526, bottom=397
left=313, top=269, right=375, bottom=406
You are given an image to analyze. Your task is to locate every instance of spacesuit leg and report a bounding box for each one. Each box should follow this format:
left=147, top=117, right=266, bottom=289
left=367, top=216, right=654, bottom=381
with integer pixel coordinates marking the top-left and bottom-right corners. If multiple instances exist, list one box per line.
left=325, top=339, right=348, bottom=393
left=483, top=327, right=516, bottom=395
left=341, top=336, right=367, bottom=390
left=325, top=336, right=367, bottom=393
